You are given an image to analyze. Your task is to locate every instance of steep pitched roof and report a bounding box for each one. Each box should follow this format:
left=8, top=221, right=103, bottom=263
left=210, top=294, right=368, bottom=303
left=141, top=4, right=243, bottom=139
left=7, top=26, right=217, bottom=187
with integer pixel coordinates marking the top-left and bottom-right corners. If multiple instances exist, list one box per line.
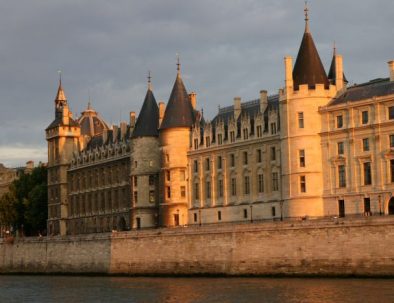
left=292, top=10, right=329, bottom=90
left=328, top=49, right=348, bottom=84
left=132, top=88, right=159, bottom=138
left=160, top=71, right=194, bottom=130
left=77, top=102, right=109, bottom=137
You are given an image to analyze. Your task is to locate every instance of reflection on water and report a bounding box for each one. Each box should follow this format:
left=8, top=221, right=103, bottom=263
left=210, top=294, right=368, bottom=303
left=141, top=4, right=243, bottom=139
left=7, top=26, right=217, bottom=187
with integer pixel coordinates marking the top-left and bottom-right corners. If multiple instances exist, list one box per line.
left=0, top=275, right=393, bottom=303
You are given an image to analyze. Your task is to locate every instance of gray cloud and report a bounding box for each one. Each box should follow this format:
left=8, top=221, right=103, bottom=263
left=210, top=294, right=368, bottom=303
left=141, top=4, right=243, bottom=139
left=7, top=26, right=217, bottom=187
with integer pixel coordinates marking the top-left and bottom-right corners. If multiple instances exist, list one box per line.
left=0, top=0, right=392, bottom=167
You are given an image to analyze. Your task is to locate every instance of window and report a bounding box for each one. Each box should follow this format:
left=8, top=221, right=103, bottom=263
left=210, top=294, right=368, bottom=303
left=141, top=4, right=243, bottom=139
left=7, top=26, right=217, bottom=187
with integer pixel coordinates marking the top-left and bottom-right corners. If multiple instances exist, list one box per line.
left=149, top=175, right=155, bottom=186
left=271, top=147, right=276, bottom=161
left=149, top=190, right=155, bottom=203
left=258, top=174, right=264, bottom=193
left=272, top=172, right=279, bottom=191
left=362, top=138, right=369, bottom=151
left=364, top=198, right=371, bottom=215
left=243, top=128, right=248, bottom=140
left=218, top=211, right=222, bottom=221
left=391, top=160, right=394, bottom=183
left=299, top=149, right=305, bottom=167
left=363, top=162, right=372, bottom=185
left=194, top=160, right=198, bottom=173
left=338, top=142, right=344, bottom=155
left=362, top=111, right=369, bottom=124
left=389, top=106, right=394, bottom=120
left=390, top=135, right=394, bottom=148
left=231, top=178, right=237, bottom=196
left=133, top=191, right=138, bottom=204
left=194, top=213, right=198, bottom=222
left=205, top=136, right=210, bottom=148
left=181, top=186, right=186, bottom=198
left=271, top=206, right=276, bottom=217
left=134, top=176, right=137, bottom=187
left=206, top=181, right=211, bottom=199
left=243, top=209, right=248, bottom=219
left=134, top=161, right=138, bottom=168
left=194, top=183, right=200, bottom=200
left=166, top=186, right=171, bottom=198
left=338, top=199, right=345, bottom=217
left=166, top=171, right=171, bottom=181
left=336, top=115, right=343, bottom=128
left=218, top=179, right=223, bottom=197
left=244, top=176, right=250, bottom=195
left=298, top=112, right=304, bottom=128
left=230, top=154, right=235, bottom=167
left=217, top=156, right=222, bottom=169
left=194, top=138, right=199, bottom=150
left=338, top=165, right=346, bottom=188
left=257, top=125, right=262, bottom=138
left=206, top=158, right=210, bottom=171
left=300, top=176, right=306, bottom=193
left=257, top=149, right=262, bottom=163
left=218, top=134, right=223, bottom=145
left=271, top=122, right=277, bottom=134
left=230, top=131, right=235, bottom=143
left=243, top=151, right=248, bottom=165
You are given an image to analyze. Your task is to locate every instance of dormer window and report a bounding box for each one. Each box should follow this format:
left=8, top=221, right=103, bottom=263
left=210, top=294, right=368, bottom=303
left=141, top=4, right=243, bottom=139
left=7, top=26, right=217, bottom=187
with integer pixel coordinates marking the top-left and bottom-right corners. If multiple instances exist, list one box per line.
left=218, top=134, right=223, bottom=145
left=243, top=128, right=248, bottom=140
left=270, top=122, right=277, bottom=134
left=257, top=125, right=262, bottom=138
left=194, top=138, right=199, bottom=150
left=205, top=136, right=210, bottom=148
left=230, top=131, right=235, bottom=143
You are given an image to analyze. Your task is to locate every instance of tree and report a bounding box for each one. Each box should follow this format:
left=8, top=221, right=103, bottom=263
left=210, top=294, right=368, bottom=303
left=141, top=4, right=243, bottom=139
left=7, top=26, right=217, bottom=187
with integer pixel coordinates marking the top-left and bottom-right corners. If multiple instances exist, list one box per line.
left=0, top=187, right=18, bottom=229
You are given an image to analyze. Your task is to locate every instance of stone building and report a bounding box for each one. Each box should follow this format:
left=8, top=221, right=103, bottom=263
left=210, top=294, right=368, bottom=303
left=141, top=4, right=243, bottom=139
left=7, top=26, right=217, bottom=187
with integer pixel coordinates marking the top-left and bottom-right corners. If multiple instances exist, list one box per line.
left=45, top=6, right=394, bottom=235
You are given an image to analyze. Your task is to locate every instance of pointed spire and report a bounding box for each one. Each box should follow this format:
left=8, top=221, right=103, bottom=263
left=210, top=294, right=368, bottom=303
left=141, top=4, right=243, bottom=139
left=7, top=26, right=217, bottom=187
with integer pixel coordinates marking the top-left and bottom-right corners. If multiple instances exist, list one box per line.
left=160, top=63, right=194, bottom=130
left=292, top=4, right=329, bottom=90
left=147, top=70, right=152, bottom=91
left=55, top=70, right=67, bottom=101
left=176, top=53, right=181, bottom=77
left=328, top=43, right=348, bottom=84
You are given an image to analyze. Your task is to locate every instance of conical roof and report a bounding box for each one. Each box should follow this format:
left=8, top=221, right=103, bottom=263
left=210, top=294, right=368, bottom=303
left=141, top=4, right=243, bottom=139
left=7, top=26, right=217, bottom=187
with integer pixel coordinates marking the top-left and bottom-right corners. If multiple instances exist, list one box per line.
left=160, top=71, right=194, bottom=130
left=55, top=80, right=67, bottom=101
left=328, top=48, right=348, bottom=85
left=132, top=88, right=159, bottom=138
left=292, top=8, right=329, bottom=90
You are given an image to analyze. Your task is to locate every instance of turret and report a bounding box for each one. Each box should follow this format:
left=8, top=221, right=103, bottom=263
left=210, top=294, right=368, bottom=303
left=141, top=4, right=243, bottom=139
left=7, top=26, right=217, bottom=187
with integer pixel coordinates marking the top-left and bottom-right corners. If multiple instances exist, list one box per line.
left=328, top=44, right=348, bottom=92
left=46, top=76, right=81, bottom=236
left=159, top=59, right=195, bottom=227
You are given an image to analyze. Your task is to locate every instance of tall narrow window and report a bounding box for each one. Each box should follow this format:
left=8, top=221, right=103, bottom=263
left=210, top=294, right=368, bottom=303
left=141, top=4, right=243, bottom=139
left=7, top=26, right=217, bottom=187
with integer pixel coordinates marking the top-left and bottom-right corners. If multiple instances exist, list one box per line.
left=134, top=176, right=138, bottom=187
left=231, top=178, right=237, bottom=196
left=206, top=181, right=211, bottom=199
left=271, top=206, right=276, bottom=217
left=194, top=183, right=200, bottom=200
left=270, top=122, right=277, bottom=134
left=244, top=176, right=250, bottom=195
left=298, top=112, right=304, bottom=128
left=230, top=154, right=235, bottom=167
left=258, top=174, right=264, bottom=193
left=243, top=128, right=248, bottom=140
left=194, top=138, right=199, bottom=150
left=257, top=125, right=262, bottom=138
left=218, top=179, right=223, bottom=197
left=243, top=151, right=248, bottom=165
left=338, top=200, right=345, bottom=217
left=230, top=131, right=235, bottom=143
left=217, top=156, right=222, bottom=169
left=389, top=106, right=394, bottom=120
left=166, top=171, right=171, bottom=181
left=205, top=136, right=210, bottom=148
left=390, top=135, right=394, bottom=148
left=271, top=147, right=276, bottom=161
left=338, top=165, right=346, bottom=188
left=272, top=172, right=279, bottom=191
left=243, top=209, right=248, bottom=219
left=391, top=160, right=394, bottom=183
left=257, top=149, right=262, bottom=163
left=336, top=115, right=343, bottom=128
left=166, top=186, right=171, bottom=198
left=362, top=138, right=370, bottom=151
left=362, top=111, right=369, bottom=124
left=363, top=162, right=372, bottom=185
left=218, top=211, right=222, bottom=221
left=299, top=149, right=305, bottom=167
left=364, top=198, right=371, bottom=215
left=218, top=134, right=223, bottom=145
left=337, top=142, right=344, bottom=155
left=194, top=160, right=198, bottom=173
left=206, top=158, right=210, bottom=171
left=300, top=176, right=306, bottom=193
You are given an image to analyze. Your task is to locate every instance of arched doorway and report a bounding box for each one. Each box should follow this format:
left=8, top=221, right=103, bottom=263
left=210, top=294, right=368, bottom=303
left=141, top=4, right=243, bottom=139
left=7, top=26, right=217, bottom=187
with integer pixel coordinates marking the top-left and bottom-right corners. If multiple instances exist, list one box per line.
left=389, top=197, right=394, bottom=215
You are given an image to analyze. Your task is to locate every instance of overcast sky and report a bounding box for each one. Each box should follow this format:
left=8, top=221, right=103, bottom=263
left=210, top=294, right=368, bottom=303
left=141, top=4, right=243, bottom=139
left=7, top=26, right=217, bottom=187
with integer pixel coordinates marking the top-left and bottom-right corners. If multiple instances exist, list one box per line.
left=0, top=0, right=392, bottom=167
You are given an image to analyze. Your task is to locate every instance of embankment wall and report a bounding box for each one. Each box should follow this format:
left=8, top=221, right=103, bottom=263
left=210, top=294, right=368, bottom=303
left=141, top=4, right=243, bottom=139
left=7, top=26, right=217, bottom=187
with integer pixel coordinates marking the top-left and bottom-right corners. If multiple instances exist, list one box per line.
left=1, top=217, right=394, bottom=276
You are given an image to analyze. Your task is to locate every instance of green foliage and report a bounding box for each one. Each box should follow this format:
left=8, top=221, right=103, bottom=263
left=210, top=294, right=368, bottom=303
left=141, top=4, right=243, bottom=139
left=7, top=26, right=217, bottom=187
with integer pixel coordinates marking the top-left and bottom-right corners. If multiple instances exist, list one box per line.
left=0, top=165, right=47, bottom=236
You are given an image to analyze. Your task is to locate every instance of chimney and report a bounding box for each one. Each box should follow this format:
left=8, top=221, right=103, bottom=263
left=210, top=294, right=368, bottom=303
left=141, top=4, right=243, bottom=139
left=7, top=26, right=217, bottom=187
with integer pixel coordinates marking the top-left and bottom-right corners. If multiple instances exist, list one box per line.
left=62, top=105, right=69, bottom=125
left=120, top=121, right=127, bottom=139
left=159, top=101, right=166, bottom=125
left=189, top=92, right=197, bottom=109
left=335, top=54, right=344, bottom=91
left=234, top=97, right=241, bottom=120
left=112, top=125, right=119, bottom=142
left=259, top=90, right=268, bottom=113
left=129, top=112, right=136, bottom=128
left=103, top=128, right=108, bottom=143
left=284, top=56, right=293, bottom=90
left=388, top=61, right=394, bottom=82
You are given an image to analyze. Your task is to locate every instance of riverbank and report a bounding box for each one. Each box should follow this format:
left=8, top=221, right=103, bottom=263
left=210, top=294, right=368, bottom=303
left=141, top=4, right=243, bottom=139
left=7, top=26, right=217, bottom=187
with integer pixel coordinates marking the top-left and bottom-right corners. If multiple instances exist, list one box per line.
left=1, top=216, right=394, bottom=277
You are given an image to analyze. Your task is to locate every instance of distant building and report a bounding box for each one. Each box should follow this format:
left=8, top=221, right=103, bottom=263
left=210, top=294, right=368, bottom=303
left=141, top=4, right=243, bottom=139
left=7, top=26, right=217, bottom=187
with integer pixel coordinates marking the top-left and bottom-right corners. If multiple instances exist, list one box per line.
left=46, top=6, right=394, bottom=235
left=0, top=161, right=35, bottom=198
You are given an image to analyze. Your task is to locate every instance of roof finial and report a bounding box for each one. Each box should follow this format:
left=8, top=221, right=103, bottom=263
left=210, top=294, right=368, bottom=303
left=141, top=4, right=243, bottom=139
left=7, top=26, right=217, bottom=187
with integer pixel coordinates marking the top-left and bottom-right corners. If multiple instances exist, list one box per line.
left=147, top=70, right=152, bottom=90
left=304, top=1, right=310, bottom=33
left=333, top=41, right=337, bottom=56
left=57, top=69, right=62, bottom=87
left=88, top=90, right=92, bottom=110
left=176, top=53, right=180, bottom=76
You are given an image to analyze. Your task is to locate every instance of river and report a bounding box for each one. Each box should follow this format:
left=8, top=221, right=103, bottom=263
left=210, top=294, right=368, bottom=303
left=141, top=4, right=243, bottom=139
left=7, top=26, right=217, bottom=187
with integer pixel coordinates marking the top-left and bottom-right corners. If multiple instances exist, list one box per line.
left=0, top=276, right=393, bottom=303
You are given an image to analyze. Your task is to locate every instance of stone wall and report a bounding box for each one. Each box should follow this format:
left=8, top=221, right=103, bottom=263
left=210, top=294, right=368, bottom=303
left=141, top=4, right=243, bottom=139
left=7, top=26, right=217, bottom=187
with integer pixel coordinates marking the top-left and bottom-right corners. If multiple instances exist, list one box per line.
left=1, top=217, right=394, bottom=276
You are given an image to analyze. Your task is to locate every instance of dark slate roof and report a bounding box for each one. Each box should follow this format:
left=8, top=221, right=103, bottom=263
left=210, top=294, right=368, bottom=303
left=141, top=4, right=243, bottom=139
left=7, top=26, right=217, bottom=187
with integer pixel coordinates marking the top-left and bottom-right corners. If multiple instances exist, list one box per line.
left=293, top=31, right=329, bottom=90
left=132, top=88, right=159, bottom=138
left=160, top=73, right=194, bottom=130
left=329, top=78, right=394, bottom=106
left=328, top=54, right=348, bottom=84
left=77, top=104, right=109, bottom=137
left=86, top=134, right=104, bottom=149
left=46, top=116, right=79, bottom=131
